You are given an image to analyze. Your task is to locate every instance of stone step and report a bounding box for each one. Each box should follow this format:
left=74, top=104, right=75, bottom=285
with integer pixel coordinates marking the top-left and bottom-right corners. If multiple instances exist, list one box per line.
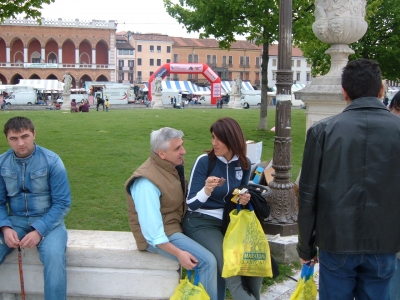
left=0, top=230, right=180, bottom=300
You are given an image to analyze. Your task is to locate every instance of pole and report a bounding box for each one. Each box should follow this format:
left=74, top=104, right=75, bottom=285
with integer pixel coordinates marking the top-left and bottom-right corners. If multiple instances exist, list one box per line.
left=265, top=0, right=298, bottom=233
left=18, top=246, right=26, bottom=300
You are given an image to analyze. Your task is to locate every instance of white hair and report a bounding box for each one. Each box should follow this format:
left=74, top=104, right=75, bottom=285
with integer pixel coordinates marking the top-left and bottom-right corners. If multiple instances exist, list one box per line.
left=150, top=127, right=184, bottom=153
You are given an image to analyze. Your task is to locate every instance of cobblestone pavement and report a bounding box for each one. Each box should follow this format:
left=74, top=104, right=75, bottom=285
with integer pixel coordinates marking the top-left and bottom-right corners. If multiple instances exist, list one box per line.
left=260, top=264, right=319, bottom=300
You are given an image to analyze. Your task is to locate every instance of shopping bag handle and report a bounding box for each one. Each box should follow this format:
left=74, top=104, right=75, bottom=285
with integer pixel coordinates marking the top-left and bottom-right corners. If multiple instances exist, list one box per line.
left=301, top=262, right=314, bottom=281
left=236, top=201, right=254, bottom=212
left=187, top=267, right=200, bottom=286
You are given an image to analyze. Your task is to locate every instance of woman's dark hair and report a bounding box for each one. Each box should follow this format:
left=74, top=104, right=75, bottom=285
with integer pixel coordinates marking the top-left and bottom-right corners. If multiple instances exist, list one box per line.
left=389, top=91, right=400, bottom=111
left=208, top=117, right=249, bottom=170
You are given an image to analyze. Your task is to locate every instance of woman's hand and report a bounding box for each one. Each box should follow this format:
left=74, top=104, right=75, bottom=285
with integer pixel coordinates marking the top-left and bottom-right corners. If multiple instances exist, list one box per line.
left=238, top=192, right=251, bottom=205
left=204, top=176, right=220, bottom=196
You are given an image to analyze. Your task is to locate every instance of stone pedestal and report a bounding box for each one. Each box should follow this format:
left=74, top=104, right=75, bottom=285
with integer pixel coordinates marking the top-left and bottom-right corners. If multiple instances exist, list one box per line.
left=61, top=92, right=71, bottom=111
left=262, top=222, right=298, bottom=237
left=267, top=234, right=299, bottom=264
left=152, top=93, right=164, bottom=109
left=296, top=0, right=368, bottom=130
left=295, top=82, right=346, bottom=130
left=229, top=94, right=242, bottom=109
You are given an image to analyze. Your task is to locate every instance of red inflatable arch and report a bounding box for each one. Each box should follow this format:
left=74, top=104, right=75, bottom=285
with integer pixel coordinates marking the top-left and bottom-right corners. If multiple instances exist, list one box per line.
left=148, top=63, right=221, bottom=105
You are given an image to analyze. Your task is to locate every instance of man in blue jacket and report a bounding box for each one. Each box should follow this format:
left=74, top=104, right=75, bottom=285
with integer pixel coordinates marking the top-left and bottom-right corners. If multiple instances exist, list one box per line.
left=0, top=116, right=71, bottom=300
left=297, top=59, right=400, bottom=299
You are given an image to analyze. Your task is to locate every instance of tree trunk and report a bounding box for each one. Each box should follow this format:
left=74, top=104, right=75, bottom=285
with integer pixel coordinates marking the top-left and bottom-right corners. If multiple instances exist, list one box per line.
left=258, top=38, right=269, bottom=130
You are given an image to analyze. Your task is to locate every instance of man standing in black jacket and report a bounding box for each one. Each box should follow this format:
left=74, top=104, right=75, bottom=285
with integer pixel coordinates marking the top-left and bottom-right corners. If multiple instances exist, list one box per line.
left=297, top=59, right=400, bottom=300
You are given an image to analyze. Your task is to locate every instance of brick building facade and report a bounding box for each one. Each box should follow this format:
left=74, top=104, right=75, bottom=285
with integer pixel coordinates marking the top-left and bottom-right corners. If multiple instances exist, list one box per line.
left=0, top=18, right=117, bottom=88
left=129, top=33, right=261, bottom=88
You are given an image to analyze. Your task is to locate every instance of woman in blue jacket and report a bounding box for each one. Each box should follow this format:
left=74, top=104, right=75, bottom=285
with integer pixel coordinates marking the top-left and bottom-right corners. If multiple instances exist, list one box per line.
left=183, top=117, right=263, bottom=300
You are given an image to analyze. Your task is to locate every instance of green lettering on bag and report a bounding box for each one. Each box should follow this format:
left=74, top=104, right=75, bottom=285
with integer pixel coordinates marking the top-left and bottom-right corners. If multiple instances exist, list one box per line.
left=243, top=252, right=266, bottom=260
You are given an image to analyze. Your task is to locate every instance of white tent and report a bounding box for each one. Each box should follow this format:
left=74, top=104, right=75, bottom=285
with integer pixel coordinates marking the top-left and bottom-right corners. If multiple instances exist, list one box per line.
left=271, top=83, right=306, bottom=93
left=18, top=79, right=64, bottom=91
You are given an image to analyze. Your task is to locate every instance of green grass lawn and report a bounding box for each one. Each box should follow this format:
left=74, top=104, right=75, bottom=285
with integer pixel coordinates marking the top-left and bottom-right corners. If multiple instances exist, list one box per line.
left=0, top=108, right=306, bottom=231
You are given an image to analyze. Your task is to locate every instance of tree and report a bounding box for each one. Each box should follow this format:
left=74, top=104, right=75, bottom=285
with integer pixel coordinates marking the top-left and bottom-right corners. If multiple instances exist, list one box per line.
left=292, top=0, right=400, bottom=81
left=0, top=0, right=55, bottom=23
left=164, top=0, right=280, bottom=130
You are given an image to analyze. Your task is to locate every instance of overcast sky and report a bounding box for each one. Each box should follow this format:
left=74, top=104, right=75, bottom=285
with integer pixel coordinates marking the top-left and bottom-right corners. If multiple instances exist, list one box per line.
left=39, top=0, right=201, bottom=38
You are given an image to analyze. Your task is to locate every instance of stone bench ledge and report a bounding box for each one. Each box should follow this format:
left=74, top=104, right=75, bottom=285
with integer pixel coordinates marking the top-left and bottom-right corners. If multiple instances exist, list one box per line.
left=0, top=230, right=180, bottom=300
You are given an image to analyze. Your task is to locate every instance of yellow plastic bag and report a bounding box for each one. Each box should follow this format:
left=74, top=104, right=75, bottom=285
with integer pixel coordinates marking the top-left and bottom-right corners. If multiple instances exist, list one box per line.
left=170, top=267, right=210, bottom=300
left=289, top=263, right=317, bottom=300
left=222, top=203, right=273, bottom=278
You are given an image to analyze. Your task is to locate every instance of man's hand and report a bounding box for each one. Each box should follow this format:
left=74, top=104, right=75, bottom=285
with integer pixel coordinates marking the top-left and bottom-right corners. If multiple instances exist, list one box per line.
left=1, top=226, right=20, bottom=248
left=20, top=230, right=42, bottom=249
left=176, top=250, right=198, bottom=270
left=300, top=256, right=318, bottom=266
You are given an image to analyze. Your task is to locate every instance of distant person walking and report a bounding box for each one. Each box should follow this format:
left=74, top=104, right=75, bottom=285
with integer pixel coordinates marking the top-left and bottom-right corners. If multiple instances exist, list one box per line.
left=297, top=59, right=400, bottom=300
left=96, top=97, right=105, bottom=111
left=105, top=98, right=110, bottom=112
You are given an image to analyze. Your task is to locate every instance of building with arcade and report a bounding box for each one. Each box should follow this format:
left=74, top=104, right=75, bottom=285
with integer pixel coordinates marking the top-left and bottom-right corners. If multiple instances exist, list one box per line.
left=0, top=18, right=117, bottom=88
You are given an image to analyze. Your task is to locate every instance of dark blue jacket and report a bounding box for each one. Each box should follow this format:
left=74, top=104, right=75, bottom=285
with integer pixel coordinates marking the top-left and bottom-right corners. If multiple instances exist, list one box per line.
left=186, top=154, right=250, bottom=220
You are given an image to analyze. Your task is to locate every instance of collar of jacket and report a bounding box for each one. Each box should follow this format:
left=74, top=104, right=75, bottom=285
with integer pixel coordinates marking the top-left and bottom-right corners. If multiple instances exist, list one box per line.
left=216, top=154, right=239, bottom=164
left=149, top=151, right=181, bottom=179
left=343, top=97, right=389, bottom=112
left=13, top=143, right=37, bottom=162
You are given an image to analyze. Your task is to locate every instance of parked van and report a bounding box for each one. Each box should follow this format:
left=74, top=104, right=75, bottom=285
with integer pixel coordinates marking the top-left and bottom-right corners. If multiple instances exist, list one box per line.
left=291, top=94, right=305, bottom=107
left=198, top=94, right=211, bottom=104
left=91, top=84, right=130, bottom=105
left=240, top=90, right=261, bottom=106
left=58, top=93, right=88, bottom=104
left=4, top=87, right=37, bottom=105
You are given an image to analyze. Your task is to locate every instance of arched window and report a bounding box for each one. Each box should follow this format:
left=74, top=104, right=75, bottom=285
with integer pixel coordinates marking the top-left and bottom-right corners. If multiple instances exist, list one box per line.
left=31, top=51, right=41, bottom=63
left=80, top=53, right=90, bottom=64
left=48, top=52, right=57, bottom=64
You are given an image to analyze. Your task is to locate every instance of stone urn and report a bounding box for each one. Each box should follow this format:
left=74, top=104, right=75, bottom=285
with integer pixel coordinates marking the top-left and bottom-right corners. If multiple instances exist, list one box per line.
left=312, top=0, right=368, bottom=78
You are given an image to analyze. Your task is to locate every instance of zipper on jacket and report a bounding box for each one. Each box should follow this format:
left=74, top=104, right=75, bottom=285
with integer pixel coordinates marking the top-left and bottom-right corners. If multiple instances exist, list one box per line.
left=22, top=162, right=28, bottom=216
left=224, top=163, right=229, bottom=202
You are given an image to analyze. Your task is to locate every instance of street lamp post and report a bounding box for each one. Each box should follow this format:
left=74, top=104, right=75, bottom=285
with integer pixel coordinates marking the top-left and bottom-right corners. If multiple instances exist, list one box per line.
left=264, top=0, right=298, bottom=236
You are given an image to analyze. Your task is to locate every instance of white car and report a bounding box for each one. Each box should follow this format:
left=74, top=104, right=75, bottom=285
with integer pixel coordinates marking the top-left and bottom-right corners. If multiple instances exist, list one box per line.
left=5, top=94, right=36, bottom=105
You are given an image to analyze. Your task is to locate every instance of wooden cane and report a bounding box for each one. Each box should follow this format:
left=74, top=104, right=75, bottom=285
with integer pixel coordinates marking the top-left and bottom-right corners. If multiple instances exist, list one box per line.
left=17, top=246, right=26, bottom=300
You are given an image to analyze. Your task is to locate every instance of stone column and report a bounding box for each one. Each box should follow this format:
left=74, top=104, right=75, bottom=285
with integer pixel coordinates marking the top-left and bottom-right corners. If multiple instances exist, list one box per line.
left=58, top=48, right=62, bottom=64
left=24, top=48, right=28, bottom=63
left=295, top=0, right=368, bottom=130
left=6, top=47, right=10, bottom=66
left=75, top=48, right=79, bottom=65
left=41, top=48, right=45, bottom=62
left=92, top=48, right=96, bottom=69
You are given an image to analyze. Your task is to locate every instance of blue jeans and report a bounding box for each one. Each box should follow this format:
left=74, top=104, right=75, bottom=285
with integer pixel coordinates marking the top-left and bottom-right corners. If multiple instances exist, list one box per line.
left=0, top=216, right=68, bottom=300
left=390, top=258, right=400, bottom=300
left=183, top=211, right=263, bottom=300
left=146, top=232, right=218, bottom=300
left=319, top=249, right=397, bottom=300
